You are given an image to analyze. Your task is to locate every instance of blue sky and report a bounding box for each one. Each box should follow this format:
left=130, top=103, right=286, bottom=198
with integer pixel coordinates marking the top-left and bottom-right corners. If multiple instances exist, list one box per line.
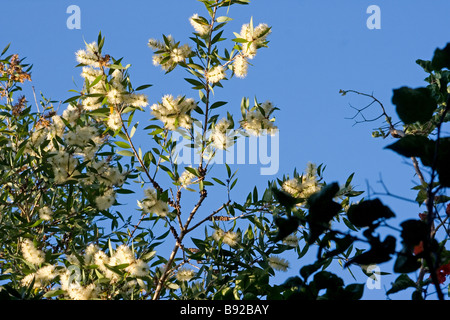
left=3, top=0, right=450, bottom=299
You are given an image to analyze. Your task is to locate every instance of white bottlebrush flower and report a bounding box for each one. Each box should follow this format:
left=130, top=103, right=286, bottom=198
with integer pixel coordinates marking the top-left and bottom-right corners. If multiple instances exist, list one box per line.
left=176, top=268, right=196, bottom=282
left=20, top=273, right=37, bottom=288
left=238, top=22, right=271, bottom=59
left=62, top=104, right=82, bottom=124
left=282, top=164, right=320, bottom=201
left=124, top=93, right=149, bottom=108
left=20, top=264, right=56, bottom=289
left=148, top=36, right=192, bottom=71
left=84, top=244, right=100, bottom=265
left=211, top=118, right=234, bottom=150
left=21, top=239, right=45, bottom=266
left=233, top=54, right=249, bottom=78
left=151, top=94, right=197, bottom=130
left=106, top=88, right=123, bottom=105
left=114, top=245, right=134, bottom=265
left=35, top=265, right=56, bottom=282
left=126, top=259, right=150, bottom=278
left=48, top=115, right=66, bottom=139
left=75, top=42, right=101, bottom=68
left=212, top=229, right=240, bottom=247
left=38, top=206, right=53, bottom=221
left=82, top=96, right=103, bottom=111
left=241, top=100, right=278, bottom=136
left=282, top=234, right=300, bottom=247
left=95, top=188, right=116, bottom=210
left=178, top=168, right=196, bottom=188
left=190, top=13, right=210, bottom=36
left=67, top=283, right=98, bottom=300
left=282, top=178, right=302, bottom=196
left=81, top=66, right=103, bottom=82
left=267, top=255, right=290, bottom=272
left=206, top=65, right=226, bottom=84
left=107, top=111, right=122, bottom=131
left=212, top=228, right=225, bottom=242
left=222, top=231, right=240, bottom=247
left=99, top=166, right=126, bottom=187
left=138, top=188, right=169, bottom=218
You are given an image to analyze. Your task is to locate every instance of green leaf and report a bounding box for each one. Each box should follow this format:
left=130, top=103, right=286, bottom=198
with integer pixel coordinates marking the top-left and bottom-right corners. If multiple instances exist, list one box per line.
left=394, top=246, right=421, bottom=273
left=347, top=198, right=395, bottom=228
left=300, top=260, right=325, bottom=281
left=343, top=283, right=365, bottom=300
left=416, top=59, right=433, bottom=73
left=435, top=137, right=450, bottom=187
left=135, top=84, right=152, bottom=91
left=115, top=188, right=135, bottom=194
left=271, top=187, right=301, bottom=211
left=212, top=177, right=226, bottom=186
left=391, top=86, right=437, bottom=125
left=1, top=43, right=11, bottom=56
left=116, top=150, right=134, bottom=157
left=274, top=216, right=300, bottom=242
left=216, top=16, right=233, bottom=23
left=385, top=135, right=433, bottom=165
left=306, top=182, right=342, bottom=243
left=386, top=274, right=417, bottom=295
left=43, top=289, right=64, bottom=298
left=400, top=219, right=428, bottom=249
left=210, top=101, right=228, bottom=109
left=345, top=235, right=396, bottom=267
left=184, top=78, right=205, bottom=89
left=63, top=95, right=81, bottom=104
left=114, top=141, right=131, bottom=149
left=431, top=43, right=450, bottom=71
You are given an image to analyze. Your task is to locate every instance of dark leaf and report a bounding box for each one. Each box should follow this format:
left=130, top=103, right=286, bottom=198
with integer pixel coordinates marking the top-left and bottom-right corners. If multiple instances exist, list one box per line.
left=431, top=43, right=450, bottom=71
left=391, top=86, right=436, bottom=125
left=385, top=135, right=433, bottom=163
left=400, top=219, right=428, bottom=249
left=386, top=274, right=417, bottom=295
left=271, top=187, right=301, bottom=210
left=394, top=246, right=421, bottom=273
left=274, top=216, right=300, bottom=242
left=306, top=182, right=342, bottom=243
left=345, top=235, right=396, bottom=267
left=347, top=198, right=395, bottom=228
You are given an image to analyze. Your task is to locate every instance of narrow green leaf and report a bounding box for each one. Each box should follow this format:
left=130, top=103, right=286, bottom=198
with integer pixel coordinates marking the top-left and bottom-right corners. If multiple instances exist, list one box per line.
left=117, top=150, right=134, bottom=157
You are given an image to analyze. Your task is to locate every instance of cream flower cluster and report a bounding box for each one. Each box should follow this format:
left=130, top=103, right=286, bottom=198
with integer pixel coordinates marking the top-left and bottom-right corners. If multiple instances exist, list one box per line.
left=38, top=206, right=53, bottom=221
left=267, top=255, right=290, bottom=272
left=212, top=229, right=240, bottom=247
left=206, top=65, right=226, bottom=84
left=282, top=163, right=321, bottom=201
left=237, top=22, right=271, bottom=59
left=232, top=21, right=271, bottom=78
left=148, top=36, right=192, bottom=72
left=54, top=244, right=149, bottom=299
left=233, top=54, right=249, bottom=79
left=176, top=268, right=196, bottom=282
left=241, top=100, right=277, bottom=136
left=137, top=188, right=169, bottom=218
left=21, top=265, right=56, bottom=289
left=151, top=94, right=197, bottom=130
left=178, top=167, right=196, bottom=188
left=75, top=42, right=103, bottom=68
left=77, top=42, right=148, bottom=131
left=95, top=188, right=116, bottom=211
left=91, top=244, right=150, bottom=281
left=48, top=150, right=80, bottom=184
left=210, top=118, right=234, bottom=150
left=189, top=13, right=210, bottom=36
left=21, top=239, right=45, bottom=266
